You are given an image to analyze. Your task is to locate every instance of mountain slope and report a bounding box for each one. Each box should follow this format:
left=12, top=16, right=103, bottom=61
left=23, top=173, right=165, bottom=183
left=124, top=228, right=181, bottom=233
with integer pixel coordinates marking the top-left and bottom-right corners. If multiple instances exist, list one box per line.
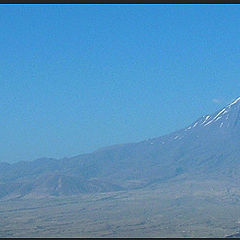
left=1, top=97, right=240, bottom=198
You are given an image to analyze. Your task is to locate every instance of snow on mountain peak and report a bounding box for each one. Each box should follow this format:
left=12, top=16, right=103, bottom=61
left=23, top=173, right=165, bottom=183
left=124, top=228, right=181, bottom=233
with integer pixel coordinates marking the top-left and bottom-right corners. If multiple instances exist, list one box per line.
left=201, top=97, right=240, bottom=128
left=228, top=97, right=240, bottom=107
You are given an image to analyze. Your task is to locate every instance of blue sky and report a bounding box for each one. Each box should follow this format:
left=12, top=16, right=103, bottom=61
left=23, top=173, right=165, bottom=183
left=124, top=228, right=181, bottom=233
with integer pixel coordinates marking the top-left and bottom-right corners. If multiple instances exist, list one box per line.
left=1, top=4, right=240, bottom=162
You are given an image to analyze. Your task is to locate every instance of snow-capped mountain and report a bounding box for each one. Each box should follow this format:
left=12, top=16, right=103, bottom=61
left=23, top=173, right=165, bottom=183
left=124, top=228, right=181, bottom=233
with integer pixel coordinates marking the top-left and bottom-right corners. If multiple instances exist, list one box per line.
left=1, top=97, right=240, bottom=198
left=183, top=96, right=240, bottom=132
left=147, top=96, right=240, bottom=144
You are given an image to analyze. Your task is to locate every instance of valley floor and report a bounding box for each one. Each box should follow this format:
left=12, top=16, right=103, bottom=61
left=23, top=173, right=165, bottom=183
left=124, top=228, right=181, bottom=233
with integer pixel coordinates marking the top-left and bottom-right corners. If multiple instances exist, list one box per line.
left=0, top=179, right=240, bottom=238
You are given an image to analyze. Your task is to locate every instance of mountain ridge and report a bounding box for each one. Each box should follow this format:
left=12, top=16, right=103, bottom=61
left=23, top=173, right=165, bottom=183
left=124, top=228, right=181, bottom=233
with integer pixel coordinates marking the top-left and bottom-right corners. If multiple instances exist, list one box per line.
left=1, top=97, right=240, bottom=199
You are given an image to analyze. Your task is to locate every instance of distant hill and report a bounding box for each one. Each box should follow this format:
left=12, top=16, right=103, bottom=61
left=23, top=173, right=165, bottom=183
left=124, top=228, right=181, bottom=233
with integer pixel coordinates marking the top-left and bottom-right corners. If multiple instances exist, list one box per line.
left=1, top=97, right=240, bottom=199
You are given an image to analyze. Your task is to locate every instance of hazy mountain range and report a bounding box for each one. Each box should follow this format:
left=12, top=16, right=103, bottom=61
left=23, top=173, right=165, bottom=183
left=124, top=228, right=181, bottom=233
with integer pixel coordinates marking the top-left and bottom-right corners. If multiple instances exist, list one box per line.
left=1, top=97, right=240, bottom=199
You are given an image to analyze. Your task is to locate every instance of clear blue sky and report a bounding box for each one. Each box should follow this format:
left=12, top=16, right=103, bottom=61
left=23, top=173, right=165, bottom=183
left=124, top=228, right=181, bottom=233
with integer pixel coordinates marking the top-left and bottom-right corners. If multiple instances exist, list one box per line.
left=1, top=4, right=240, bottom=163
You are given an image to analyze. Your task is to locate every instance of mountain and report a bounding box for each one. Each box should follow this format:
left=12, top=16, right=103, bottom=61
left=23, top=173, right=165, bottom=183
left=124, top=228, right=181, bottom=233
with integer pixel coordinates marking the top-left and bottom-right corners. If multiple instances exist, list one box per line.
left=1, top=97, right=240, bottom=199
